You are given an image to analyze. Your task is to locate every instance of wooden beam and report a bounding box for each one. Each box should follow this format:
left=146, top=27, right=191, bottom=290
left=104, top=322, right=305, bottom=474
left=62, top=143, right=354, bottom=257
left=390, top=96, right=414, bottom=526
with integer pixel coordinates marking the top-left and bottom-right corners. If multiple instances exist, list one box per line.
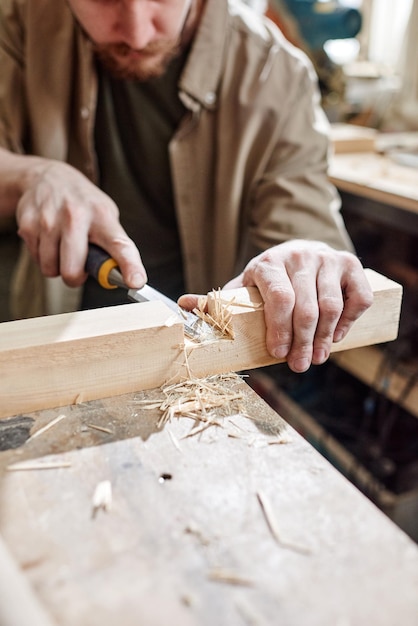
left=0, top=269, right=402, bottom=419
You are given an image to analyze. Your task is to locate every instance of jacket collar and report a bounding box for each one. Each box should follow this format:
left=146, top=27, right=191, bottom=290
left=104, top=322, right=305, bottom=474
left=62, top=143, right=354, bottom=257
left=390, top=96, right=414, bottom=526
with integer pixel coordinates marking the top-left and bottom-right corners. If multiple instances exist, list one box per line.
left=178, top=0, right=227, bottom=111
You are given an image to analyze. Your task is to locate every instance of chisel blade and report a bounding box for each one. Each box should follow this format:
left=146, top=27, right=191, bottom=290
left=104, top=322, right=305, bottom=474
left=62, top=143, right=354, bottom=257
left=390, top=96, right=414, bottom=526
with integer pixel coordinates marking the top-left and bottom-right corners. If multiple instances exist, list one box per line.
left=128, top=284, right=219, bottom=342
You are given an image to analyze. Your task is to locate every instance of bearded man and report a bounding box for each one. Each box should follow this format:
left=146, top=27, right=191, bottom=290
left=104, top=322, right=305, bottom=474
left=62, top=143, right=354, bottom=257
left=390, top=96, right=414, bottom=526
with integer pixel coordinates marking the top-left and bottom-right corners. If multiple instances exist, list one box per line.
left=0, top=0, right=372, bottom=373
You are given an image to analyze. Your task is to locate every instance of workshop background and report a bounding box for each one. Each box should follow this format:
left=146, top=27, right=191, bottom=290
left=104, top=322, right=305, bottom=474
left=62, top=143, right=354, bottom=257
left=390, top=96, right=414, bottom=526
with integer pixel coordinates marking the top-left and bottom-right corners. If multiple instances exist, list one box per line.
left=1, top=0, right=417, bottom=542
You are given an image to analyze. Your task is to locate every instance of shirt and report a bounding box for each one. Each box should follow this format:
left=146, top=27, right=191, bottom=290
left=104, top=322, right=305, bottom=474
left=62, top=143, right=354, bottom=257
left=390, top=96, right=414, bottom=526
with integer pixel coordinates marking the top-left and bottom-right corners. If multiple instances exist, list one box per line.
left=82, top=51, right=188, bottom=308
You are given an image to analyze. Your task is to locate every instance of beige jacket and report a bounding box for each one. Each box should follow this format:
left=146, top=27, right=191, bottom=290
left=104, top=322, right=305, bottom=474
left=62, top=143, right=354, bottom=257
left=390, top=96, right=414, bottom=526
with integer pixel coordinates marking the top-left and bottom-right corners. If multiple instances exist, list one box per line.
left=0, top=0, right=351, bottom=318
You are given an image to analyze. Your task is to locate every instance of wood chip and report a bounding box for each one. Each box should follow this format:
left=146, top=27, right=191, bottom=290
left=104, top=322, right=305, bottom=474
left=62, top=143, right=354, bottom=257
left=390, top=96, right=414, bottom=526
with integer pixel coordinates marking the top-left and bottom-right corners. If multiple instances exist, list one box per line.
left=92, top=480, right=112, bottom=518
left=208, top=568, right=254, bottom=587
left=25, top=414, right=66, bottom=443
left=86, top=423, right=114, bottom=435
left=256, top=491, right=311, bottom=555
left=7, top=460, right=72, bottom=471
left=167, top=428, right=182, bottom=452
left=192, top=289, right=263, bottom=340
left=193, top=289, right=235, bottom=338
left=267, top=435, right=293, bottom=445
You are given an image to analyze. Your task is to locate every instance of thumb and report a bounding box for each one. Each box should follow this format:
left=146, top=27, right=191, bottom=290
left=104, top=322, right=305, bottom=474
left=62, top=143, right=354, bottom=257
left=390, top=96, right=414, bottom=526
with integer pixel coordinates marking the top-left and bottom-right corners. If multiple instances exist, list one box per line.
left=177, top=293, right=205, bottom=311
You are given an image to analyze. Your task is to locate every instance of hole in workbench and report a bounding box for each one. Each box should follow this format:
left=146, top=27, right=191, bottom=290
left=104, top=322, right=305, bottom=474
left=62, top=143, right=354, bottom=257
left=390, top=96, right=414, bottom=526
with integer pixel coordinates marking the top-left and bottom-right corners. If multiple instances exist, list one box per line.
left=159, top=473, right=173, bottom=483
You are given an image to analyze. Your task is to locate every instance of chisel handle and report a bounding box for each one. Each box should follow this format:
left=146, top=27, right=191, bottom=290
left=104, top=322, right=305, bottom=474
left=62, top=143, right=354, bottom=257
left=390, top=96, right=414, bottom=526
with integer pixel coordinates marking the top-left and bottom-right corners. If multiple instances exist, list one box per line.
left=85, top=244, right=119, bottom=290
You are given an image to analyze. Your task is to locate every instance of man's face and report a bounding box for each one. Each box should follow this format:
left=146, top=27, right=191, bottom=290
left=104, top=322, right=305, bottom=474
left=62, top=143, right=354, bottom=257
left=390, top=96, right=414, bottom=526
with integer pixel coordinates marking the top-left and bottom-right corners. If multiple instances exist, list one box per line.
left=67, top=0, right=197, bottom=80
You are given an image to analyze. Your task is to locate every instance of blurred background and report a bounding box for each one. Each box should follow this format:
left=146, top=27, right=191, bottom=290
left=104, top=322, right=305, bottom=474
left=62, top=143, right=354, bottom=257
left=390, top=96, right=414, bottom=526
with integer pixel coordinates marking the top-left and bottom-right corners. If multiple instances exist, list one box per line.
left=244, top=0, right=418, bottom=543
left=247, top=0, right=417, bottom=130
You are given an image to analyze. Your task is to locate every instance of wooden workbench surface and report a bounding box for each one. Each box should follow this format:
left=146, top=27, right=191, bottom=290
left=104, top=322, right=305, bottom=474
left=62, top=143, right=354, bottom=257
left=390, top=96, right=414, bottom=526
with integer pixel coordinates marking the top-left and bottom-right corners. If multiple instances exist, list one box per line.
left=329, top=151, right=418, bottom=214
left=0, top=378, right=417, bottom=626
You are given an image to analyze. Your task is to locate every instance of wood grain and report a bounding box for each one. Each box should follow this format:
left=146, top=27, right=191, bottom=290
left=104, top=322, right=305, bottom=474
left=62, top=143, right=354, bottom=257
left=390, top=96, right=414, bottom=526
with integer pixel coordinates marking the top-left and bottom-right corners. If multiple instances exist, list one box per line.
left=0, top=269, right=402, bottom=419
left=0, top=382, right=417, bottom=626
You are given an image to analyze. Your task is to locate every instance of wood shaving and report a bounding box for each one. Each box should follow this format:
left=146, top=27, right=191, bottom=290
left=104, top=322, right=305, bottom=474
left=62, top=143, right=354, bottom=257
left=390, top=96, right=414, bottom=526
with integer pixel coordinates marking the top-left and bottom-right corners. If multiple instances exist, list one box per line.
left=267, top=435, right=293, bottom=445
left=208, top=568, right=254, bottom=587
left=92, top=480, right=112, bottom=518
left=184, top=522, right=210, bottom=546
left=7, top=460, right=72, bottom=471
left=193, top=289, right=235, bottom=339
left=256, top=491, right=311, bottom=555
left=235, top=599, right=264, bottom=626
left=86, top=423, right=114, bottom=435
left=25, top=414, right=67, bottom=444
left=167, top=428, right=182, bottom=452
left=192, top=288, right=263, bottom=340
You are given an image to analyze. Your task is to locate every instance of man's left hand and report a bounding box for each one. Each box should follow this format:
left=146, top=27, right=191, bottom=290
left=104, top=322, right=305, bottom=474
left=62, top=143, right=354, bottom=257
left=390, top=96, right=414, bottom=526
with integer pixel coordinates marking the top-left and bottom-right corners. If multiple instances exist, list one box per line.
left=178, top=240, right=373, bottom=373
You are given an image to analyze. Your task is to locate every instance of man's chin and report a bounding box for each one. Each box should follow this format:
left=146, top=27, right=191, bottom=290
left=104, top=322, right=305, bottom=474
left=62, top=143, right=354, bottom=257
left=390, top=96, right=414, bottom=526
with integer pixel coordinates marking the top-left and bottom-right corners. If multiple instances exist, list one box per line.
left=94, top=48, right=179, bottom=81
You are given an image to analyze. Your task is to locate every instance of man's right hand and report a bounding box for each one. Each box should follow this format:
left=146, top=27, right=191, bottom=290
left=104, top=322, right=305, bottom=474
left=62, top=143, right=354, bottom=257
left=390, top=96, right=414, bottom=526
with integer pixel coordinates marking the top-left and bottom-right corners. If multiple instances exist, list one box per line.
left=14, top=158, right=147, bottom=289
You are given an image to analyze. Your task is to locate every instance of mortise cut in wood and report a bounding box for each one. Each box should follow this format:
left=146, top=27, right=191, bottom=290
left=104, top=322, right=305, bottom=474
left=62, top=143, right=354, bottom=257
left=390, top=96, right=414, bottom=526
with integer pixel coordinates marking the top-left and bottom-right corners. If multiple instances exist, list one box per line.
left=0, top=269, right=402, bottom=418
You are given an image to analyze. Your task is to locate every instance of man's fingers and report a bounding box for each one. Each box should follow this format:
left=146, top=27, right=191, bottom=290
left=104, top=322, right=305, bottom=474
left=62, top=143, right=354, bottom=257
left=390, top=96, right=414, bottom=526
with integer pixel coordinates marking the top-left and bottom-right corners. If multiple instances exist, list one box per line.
left=262, top=281, right=295, bottom=361
left=101, top=235, right=147, bottom=289
left=232, top=243, right=373, bottom=374
left=177, top=294, right=202, bottom=311
left=59, top=228, right=90, bottom=287
left=283, top=269, right=320, bottom=372
left=333, top=266, right=374, bottom=342
left=310, top=264, right=345, bottom=365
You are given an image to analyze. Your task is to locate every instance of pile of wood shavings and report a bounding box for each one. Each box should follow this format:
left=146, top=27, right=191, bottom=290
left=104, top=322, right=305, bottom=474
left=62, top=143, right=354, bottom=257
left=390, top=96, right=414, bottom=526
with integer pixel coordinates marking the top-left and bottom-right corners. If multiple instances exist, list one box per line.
left=157, top=373, right=246, bottom=431
left=135, top=373, right=246, bottom=433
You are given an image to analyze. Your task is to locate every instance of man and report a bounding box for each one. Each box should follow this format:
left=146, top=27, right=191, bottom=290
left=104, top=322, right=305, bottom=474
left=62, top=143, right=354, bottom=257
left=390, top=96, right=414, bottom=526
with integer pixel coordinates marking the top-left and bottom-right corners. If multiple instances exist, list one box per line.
left=0, top=0, right=372, bottom=373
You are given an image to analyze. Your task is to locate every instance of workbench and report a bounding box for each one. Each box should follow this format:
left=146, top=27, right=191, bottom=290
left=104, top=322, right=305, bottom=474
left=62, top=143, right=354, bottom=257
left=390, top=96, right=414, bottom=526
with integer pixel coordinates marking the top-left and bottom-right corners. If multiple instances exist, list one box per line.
left=319, top=141, right=418, bottom=539
left=328, top=147, right=418, bottom=415
left=1, top=378, right=418, bottom=626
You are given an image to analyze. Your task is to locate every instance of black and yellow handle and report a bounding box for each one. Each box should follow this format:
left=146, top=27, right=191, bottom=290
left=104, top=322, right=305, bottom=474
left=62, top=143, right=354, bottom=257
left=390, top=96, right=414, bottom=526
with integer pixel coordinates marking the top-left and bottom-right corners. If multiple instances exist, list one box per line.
left=85, top=244, right=120, bottom=290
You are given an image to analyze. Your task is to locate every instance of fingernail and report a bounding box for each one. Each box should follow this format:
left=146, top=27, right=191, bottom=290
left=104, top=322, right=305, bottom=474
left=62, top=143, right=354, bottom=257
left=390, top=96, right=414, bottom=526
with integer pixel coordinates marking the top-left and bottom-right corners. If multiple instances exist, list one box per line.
left=292, top=358, right=310, bottom=372
left=313, top=349, right=327, bottom=364
left=131, top=272, right=146, bottom=287
left=273, top=345, right=289, bottom=360
left=334, top=329, right=345, bottom=343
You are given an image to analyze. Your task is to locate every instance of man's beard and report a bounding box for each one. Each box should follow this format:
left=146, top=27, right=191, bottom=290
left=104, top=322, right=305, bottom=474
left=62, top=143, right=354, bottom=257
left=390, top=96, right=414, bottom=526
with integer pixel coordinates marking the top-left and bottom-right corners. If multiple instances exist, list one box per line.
left=93, top=38, right=182, bottom=81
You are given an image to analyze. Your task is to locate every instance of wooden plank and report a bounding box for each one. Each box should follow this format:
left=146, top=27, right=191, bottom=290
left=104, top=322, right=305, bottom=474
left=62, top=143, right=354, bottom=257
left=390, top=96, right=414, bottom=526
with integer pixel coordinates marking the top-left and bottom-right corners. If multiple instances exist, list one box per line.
left=329, top=152, right=418, bottom=214
left=0, top=301, right=185, bottom=418
left=0, top=269, right=402, bottom=419
left=330, top=123, right=377, bottom=153
left=1, top=383, right=417, bottom=626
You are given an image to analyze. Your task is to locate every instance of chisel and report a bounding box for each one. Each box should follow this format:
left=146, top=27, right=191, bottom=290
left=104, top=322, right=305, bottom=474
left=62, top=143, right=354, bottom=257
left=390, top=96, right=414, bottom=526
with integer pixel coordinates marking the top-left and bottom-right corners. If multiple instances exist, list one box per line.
left=85, top=244, right=217, bottom=341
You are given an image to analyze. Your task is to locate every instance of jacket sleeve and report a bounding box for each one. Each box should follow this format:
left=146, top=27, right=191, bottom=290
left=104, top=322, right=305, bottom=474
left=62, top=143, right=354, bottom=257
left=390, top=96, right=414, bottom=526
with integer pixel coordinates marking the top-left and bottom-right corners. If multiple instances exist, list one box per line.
left=248, top=46, right=353, bottom=253
left=0, top=0, right=27, bottom=153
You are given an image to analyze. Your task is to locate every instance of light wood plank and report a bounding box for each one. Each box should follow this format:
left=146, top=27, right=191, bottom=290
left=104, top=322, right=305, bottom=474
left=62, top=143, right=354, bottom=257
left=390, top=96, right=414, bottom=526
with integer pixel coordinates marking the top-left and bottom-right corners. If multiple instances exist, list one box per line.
left=330, top=123, right=377, bottom=153
left=0, top=269, right=402, bottom=419
left=329, top=152, right=418, bottom=214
